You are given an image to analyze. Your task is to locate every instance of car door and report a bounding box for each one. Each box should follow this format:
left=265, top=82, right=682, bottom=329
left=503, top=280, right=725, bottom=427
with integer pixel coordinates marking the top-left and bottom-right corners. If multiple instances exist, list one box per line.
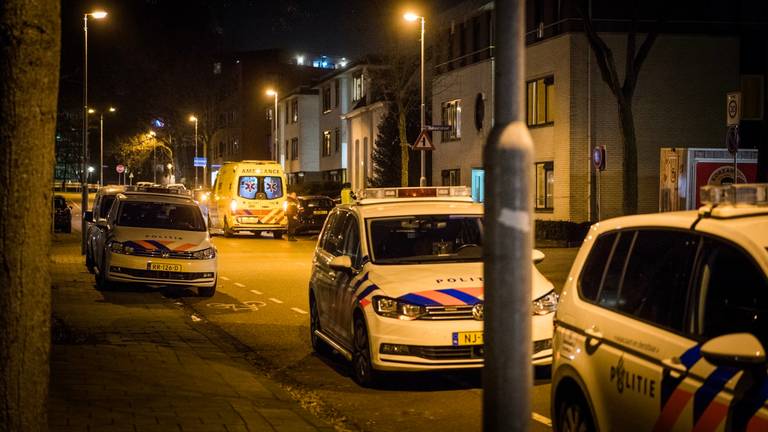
left=313, top=210, right=348, bottom=339
left=576, top=229, right=700, bottom=431
left=334, top=213, right=363, bottom=346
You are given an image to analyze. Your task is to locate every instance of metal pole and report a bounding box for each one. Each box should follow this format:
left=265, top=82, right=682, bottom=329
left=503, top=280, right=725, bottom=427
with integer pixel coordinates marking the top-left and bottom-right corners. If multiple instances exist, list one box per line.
left=81, top=14, right=89, bottom=254
left=419, top=17, right=427, bottom=187
left=274, top=95, right=279, bottom=163
left=194, top=118, right=198, bottom=188
left=99, top=113, right=104, bottom=187
left=153, top=140, right=157, bottom=184
left=483, top=0, right=532, bottom=431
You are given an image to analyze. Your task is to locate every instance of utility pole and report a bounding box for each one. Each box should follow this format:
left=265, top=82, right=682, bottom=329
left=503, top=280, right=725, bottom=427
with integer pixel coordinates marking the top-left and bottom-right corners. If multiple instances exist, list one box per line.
left=483, top=1, right=533, bottom=431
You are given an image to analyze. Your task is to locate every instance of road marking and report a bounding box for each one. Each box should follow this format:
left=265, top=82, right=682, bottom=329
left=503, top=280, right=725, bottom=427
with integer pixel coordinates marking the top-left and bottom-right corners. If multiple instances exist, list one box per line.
left=290, top=307, right=308, bottom=315
left=220, top=276, right=230, bottom=281
left=250, top=289, right=262, bottom=295
left=207, top=301, right=266, bottom=312
left=268, top=298, right=283, bottom=304
left=234, top=282, right=245, bottom=287
left=532, top=412, right=552, bottom=427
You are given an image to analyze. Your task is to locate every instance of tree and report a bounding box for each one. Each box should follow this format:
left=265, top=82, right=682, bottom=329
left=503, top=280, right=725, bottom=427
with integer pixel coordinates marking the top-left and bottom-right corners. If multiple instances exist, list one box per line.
left=0, top=1, right=60, bottom=430
left=116, top=133, right=173, bottom=182
left=579, top=2, right=659, bottom=215
left=371, top=96, right=422, bottom=187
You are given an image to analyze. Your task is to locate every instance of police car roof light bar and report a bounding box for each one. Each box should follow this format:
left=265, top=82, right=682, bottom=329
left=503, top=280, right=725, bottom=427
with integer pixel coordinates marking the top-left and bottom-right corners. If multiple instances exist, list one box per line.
left=700, top=183, right=768, bottom=207
left=360, top=186, right=471, bottom=200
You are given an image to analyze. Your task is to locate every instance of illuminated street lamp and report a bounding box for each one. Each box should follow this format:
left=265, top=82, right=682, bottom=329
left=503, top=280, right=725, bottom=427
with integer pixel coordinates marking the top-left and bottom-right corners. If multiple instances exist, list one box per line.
left=81, top=9, right=107, bottom=254
left=266, top=89, right=279, bottom=166
left=404, top=11, right=427, bottom=186
left=189, top=115, right=199, bottom=188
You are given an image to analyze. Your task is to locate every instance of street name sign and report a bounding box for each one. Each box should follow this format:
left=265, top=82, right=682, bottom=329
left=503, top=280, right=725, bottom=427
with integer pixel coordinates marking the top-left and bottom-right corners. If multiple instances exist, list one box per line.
left=426, top=124, right=452, bottom=131
left=194, top=157, right=207, bottom=167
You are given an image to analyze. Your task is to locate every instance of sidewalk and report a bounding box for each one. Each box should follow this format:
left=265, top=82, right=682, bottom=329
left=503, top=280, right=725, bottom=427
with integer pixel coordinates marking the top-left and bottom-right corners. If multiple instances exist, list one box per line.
left=49, top=234, right=334, bottom=432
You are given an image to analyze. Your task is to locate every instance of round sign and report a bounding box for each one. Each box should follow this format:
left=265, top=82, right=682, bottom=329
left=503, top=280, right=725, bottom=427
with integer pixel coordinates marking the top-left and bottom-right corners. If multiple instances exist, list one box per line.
left=592, top=146, right=605, bottom=171
left=116, top=164, right=125, bottom=174
left=728, top=100, right=738, bottom=119
left=726, top=126, right=740, bottom=154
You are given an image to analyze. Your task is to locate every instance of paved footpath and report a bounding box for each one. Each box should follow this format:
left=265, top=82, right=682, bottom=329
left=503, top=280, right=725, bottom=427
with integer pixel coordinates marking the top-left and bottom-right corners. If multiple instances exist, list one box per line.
left=49, top=234, right=335, bottom=432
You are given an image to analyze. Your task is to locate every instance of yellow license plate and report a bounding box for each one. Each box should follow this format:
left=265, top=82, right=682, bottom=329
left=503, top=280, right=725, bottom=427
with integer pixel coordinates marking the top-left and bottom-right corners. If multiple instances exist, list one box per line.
left=453, top=331, right=483, bottom=346
left=314, top=210, right=328, bottom=215
left=148, top=263, right=182, bottom=272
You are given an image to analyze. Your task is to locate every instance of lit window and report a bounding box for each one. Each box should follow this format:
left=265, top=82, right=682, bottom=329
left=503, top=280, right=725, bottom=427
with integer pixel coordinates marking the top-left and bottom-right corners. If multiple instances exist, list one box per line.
left=441, top=169, right=461, bottom=186
left=535, top=162, right=554, bottom=210
left=526, top=76, right=555, bottom=126
left=352, top=73, right=364, bottom=101
left=291, top=99, right=298, bottom=123
left=323, top=87, right=332, bottom=113
left=322, top=131, right=332, bottom=157
left=441, top=99, right=462, bottom=141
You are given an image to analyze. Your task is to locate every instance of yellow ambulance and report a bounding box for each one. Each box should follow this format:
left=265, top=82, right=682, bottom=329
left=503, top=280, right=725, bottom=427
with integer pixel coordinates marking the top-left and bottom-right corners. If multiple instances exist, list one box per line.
left=208, top=161, right=288, bottom=238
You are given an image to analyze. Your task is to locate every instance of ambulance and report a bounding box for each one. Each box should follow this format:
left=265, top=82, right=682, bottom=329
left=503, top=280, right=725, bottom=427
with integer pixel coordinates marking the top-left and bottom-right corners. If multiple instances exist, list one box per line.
left=208, top=161, right=288, bottom=238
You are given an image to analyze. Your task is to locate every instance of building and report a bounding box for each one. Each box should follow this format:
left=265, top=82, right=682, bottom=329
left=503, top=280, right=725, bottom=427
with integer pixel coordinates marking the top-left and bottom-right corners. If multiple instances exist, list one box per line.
left=274, top=87, right=321, bottom=184
left=431, top=0, right=765, bottom=221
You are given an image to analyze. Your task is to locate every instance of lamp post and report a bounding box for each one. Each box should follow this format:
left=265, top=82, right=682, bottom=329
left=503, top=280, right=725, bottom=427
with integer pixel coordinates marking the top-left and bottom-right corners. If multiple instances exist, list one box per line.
left=90, top=106, right=116, bottom=187
left=405, top=12, right=426, bottom=186
left=189, top=115, right=198, bottom=188
left=148, top=130, right=157, bottom=183
left=81, top=9, right=107, bottom=254
left=266, top=89, right=279, bottom=165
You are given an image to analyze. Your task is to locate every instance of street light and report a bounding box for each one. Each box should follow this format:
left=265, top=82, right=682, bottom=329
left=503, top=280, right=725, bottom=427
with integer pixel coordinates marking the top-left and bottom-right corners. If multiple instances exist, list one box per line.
left=404, top=11, right=427, bottom=186
left=189, top=115, right=199, bottom=188
left=89, top=106, right=117, bottom=187
left=266, top=89, right=279, bottom=166
left=81, top=9, right=108, bottom=254
left=148, top=130, right=157, bottom=183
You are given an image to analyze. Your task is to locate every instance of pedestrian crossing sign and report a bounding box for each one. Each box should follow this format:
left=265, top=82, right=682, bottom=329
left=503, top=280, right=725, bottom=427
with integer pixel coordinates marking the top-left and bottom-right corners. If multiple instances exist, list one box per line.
left=412, top=130, right=435, bottom=151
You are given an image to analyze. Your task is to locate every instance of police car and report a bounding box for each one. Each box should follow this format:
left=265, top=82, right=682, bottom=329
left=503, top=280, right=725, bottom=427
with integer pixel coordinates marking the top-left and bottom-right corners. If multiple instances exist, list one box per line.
left=85, top=185, right=125, bottom=273
left=551, top=183, right=768, bottom=432
left=308, top=186, right=558, bottom=386
left=88, top=187, right=217, bottom=296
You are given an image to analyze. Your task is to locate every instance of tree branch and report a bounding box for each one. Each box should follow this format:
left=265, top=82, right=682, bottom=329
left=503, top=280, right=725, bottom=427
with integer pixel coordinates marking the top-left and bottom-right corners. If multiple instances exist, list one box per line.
left=577, top=4, right=622, bottom=97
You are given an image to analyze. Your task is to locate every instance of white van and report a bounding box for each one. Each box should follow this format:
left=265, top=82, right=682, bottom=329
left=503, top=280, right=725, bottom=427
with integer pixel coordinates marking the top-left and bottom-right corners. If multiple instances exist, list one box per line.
left=208, top=161, right=288, bottom=238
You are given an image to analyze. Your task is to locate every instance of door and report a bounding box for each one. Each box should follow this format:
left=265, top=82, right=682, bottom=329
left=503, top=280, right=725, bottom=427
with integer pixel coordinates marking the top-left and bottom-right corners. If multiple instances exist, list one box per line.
left=313, top=210, right=349, bottom=340
left=335, top=214, right=363, bottom=345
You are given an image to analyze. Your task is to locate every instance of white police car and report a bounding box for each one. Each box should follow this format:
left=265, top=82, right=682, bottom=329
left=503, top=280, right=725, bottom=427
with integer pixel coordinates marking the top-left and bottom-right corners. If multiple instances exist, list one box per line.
left=308, top=186, right=558, bottom=386
left=88, top=187, right=217, bottom=296
left=551, top=184, right=768, bottom=431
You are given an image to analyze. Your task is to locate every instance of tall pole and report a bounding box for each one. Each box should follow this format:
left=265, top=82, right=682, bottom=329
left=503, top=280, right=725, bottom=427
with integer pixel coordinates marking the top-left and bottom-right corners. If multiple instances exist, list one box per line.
left=419, top=17, right=426, bottom=187
left=153, top=140, right=157, bottom=184
left=81, top=14, right=89, bottom=254
left=194, top=117, right=198, bottom=188
left=99, top=113, right=104, bottom=187
left=483, top=0, right=532, bottom=431
left=274, top=94, right=278, bottom=164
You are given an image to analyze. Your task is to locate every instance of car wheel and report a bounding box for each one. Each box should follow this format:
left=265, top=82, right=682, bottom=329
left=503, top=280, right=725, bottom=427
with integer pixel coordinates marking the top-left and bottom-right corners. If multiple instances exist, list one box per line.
left=273, top=231, right=283, bottom=240
left=309, top=296, right=329, bottom=355
left=557, top=391, right=595, bottom=432
left=198, top=279, right=217, bottom=297
left=352, top=316, right=377, bottom=387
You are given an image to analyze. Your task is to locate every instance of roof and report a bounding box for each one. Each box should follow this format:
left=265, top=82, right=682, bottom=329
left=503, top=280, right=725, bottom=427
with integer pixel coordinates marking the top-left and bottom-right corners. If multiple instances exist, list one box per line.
left=118, top=192, right=196, bottom=205
left=348, top=200, right=483, bottom=219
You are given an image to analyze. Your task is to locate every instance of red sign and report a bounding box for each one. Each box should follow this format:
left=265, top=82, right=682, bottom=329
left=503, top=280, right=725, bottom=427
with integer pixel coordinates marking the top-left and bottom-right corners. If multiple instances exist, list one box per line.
left=694, top=161, right=757, bottom=206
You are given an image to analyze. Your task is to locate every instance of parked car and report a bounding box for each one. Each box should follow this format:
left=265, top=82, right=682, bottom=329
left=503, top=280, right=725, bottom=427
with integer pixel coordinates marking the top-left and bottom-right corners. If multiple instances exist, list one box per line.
left=53, top=195, right=72, bottom=233
left=295, top=195, right=335, bottom=233
left=85, top=185, right=125, bottom=273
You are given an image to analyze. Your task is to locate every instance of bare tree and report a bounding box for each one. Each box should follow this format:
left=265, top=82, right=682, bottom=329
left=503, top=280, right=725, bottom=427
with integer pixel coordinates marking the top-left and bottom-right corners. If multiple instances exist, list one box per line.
left=579, top=3, right=658, bottom=215
left=0, top=1, right=60, bottom=430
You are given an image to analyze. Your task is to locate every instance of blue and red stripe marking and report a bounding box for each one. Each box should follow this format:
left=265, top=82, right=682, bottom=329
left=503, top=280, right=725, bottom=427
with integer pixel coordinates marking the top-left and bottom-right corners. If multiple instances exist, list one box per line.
left=654, top=345, right=702, bottom=432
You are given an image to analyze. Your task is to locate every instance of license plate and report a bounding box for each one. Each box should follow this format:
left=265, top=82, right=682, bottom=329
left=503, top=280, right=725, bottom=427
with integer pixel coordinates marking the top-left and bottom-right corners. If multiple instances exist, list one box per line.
left=148, top=263, right=182, bottom=272
left=314, top=210, right=328, bottom=215
left=452, top=331, right=483, bottom=346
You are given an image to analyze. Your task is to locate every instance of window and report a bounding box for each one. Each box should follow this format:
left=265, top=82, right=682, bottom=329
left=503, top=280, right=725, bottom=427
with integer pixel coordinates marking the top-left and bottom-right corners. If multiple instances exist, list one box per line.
left=291, top=138, right=298, bottom=160
left=117, top=202, right=206, bottom=232
left=441, top=169, right=460, bottom=186
left=597, top=231, right=634, bottom=308
left=579, top=233, right=618, bottom=301
left=334, top=128, right=341, bottom=153
left=342, top=215, right=362, bottom=268
left=526, top=76, right=555, bottom=126
left=441, top=99, right=462, bottom=140
left=334, top=79, right=340, bottom=108
left=352, top=73, right=364, bottom=101
left=322, top=86, right=332, bottom=113
left=323, top=211, right=350, bottom=256
left=322, top=131, right=332, bottom=157
left=291, top=99, right=298, bottom=123
left=697, top=237, right=768, bottom=347
left=535, top=162, right=554, bottom=210
left=617, top=230, right=699, bottom=331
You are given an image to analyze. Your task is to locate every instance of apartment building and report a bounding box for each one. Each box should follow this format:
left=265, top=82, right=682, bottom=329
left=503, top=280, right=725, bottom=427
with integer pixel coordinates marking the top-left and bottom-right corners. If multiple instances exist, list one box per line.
left=274, top=87, right=321, bottom=184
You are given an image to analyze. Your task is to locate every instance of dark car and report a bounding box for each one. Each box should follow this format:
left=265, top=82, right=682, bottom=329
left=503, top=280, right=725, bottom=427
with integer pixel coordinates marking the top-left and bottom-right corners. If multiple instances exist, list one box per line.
left=53, top=195, right=72, bottom=233
left=295, top=195, right=335, bottom=233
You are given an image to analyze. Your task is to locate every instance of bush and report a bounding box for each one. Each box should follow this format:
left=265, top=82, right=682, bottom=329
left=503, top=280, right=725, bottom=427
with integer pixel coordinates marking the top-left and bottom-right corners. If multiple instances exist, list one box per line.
left=535, top=220, right=592, bottom=247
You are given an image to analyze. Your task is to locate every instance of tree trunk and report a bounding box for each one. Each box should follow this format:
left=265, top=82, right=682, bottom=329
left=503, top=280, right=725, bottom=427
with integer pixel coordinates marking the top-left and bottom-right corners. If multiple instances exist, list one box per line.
left=0, top=1, right=60, bottom=430
left=618, top=100, right=638, bottom=215
left=398, top=102, right=409, bottom=187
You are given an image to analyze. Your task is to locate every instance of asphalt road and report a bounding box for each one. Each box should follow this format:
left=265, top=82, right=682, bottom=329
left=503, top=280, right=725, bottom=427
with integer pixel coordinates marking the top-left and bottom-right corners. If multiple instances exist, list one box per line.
left=173, top=232, right=579, bottom=431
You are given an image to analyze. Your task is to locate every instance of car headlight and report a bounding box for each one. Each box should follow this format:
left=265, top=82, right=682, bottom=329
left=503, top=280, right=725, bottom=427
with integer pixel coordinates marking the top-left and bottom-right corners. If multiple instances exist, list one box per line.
left=192, top=247, right=216, bottom=260
left=372, top=296, right=426, bottom=320
left=230, top=199, right=238, bottom=212
left=109, top=241, right=134, bottom=255
left=533, top=290, right=559, bottom=315
left=282, top=200, right=288, bottom=211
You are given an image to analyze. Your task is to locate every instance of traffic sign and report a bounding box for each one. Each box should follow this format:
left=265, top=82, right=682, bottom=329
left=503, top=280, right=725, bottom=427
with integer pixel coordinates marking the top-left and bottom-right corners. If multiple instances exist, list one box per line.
left=412, top=130, right=435, bottom=151
left=128, top=172, right=134, bottom=178
left=426, top=124, right=452, bottom=132
left=592, top=146, right=606, bottom=171
left=194, top=157, right=207, bottom=167
left=727, top=92, right=741, bottom=127
left=116, top=164, right=125, bottom=174
left=726, top=126, right=740, bottom=154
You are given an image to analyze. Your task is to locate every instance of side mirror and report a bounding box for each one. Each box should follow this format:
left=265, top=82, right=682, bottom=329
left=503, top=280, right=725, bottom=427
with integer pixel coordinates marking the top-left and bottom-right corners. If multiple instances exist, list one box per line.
left=533, top=249, right=546, bottom=264
left=701, top=333, right=766, bottom=368
left=83, top=211, right=94, bottom=223
left=329, top=255, right=353, bottom=271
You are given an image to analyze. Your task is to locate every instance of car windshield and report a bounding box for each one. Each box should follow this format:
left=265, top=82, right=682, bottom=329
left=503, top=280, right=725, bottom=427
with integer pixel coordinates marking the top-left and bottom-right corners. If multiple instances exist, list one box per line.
left=368, top=215, right=483, bottom=264
left=238, top=176, right=283, bottom=200
left=116, top=201, right=206, bottom=231
left=99, top=196, right=116, bottom=219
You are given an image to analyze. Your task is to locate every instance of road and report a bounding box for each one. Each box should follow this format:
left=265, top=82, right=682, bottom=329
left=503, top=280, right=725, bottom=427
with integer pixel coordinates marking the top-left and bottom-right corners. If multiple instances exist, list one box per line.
left=168, top=232, right=577, bottom=431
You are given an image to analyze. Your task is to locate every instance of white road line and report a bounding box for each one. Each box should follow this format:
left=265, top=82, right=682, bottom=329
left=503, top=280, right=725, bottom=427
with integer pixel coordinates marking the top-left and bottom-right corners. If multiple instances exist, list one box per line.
left=290, top=307, right=308, bottom=315
left=532, top=412, right=552, bottom=427
left=220, top=276, right=230, bottom=281
left=268, top=298, right=283, bottom=304
left=250, top=289, right=262, bottom=295
left=234, top=282, right=245, bottom=288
